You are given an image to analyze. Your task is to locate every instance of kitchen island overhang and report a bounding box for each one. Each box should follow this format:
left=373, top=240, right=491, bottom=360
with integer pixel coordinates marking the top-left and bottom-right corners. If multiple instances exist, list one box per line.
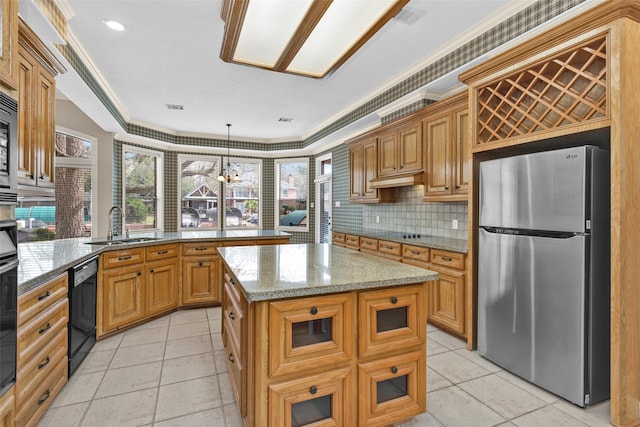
left=218, top=243, right=438, bottom=427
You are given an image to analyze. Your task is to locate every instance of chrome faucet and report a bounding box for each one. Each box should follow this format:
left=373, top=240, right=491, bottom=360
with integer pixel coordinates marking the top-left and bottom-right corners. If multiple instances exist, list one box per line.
left=107, top=205, right=125, bottom=240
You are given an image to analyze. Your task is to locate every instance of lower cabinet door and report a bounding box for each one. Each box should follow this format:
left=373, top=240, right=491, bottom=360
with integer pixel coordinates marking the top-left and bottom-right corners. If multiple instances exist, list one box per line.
left=268, top=367, right=354, bottom=427
left=102, top=265, right=145, bottom=333
left=358, top=350, right=425, bottom=427
left=146, top=259, right=179, bottom=316
left=428, top=266, right=465, bottom=336
left=182, top=256, right=220, bottom=304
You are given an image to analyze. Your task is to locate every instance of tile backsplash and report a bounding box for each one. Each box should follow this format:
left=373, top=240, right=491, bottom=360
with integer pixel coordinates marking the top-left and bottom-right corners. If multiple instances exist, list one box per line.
left=362, top=186, right=468, bottom=240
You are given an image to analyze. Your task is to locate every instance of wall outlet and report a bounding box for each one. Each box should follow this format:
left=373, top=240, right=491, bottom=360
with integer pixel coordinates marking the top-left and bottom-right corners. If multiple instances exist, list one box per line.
left=452, top=219, right=459, bottom=230
left=335, top=201, right=341, bottom=207
left=376, top=216, right=380, bottom=223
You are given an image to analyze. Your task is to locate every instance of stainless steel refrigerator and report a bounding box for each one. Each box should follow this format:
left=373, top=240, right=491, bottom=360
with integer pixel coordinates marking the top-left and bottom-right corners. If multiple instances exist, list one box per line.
left=477, top=145, right=610, bottom=407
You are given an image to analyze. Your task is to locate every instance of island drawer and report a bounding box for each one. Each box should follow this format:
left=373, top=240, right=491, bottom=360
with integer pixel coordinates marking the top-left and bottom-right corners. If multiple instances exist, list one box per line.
left=145, top=243, right=179, bottom=262
left=359, top=237, right=378, bottom=252
left=268, top=293, right=354, bottom=377
left=345, top=234, right=360, bottom=248
left=18, top=273, right=68, bottom=327
left=224, top=271, right=242, bottom=305
left=15, top=328, right=67, bottom=409
left=358, top=285, right=425, bottom=358
left=358, top=350, right=425, bottom=426
left=402, top=244, right=430, bottom=263
left=17, top=299, right=69, bottom=369
left=223, top=322, right=244, bottom=411
left=332, top=232, right=346, bottom=246
left=182, top=242, right=219, bottom=256
left=429, top=249, right=465, bottom=270
left=101, top=248, right=145, bottom=269
left=378, top=240, right=401, bottom=257
left=15, top=358, right=67, bottom=427
left=223, top=282, right=244, bottom=352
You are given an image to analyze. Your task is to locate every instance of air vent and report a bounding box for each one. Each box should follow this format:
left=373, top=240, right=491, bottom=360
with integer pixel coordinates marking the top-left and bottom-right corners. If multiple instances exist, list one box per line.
left=278, top=117, right=294, bottom=122
left=165, top=104, right=184, bottom=111
left=393, top=8, right=425, bottom=25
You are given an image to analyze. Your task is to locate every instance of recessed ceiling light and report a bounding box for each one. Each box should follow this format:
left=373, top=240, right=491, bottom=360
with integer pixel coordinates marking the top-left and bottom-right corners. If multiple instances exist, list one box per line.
left=103, top=20, right=125, bottom=31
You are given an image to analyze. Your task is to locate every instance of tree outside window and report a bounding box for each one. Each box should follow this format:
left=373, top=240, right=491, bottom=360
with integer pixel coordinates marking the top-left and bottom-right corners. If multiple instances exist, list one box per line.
left=123, top=146, right=163, bottom=232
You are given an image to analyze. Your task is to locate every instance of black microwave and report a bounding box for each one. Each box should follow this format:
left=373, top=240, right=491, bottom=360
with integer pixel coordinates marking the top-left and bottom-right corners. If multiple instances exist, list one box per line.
left=0, top=93, right=17, bottom=191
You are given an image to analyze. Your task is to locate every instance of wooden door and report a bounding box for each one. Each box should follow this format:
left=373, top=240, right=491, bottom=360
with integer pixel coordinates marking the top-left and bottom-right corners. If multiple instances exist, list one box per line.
left=182, top=256, right=220, bottom=304
left=425, top=115, right=452, bottom=196
left=453, top=108, right=470, bottom=195
left=378, top=132, right=397, bottom=176
left=349, top=144, right=364, bottom=199
left=362, top=139, right=378, bottom=198
left=429, top=267, right=465, bottom=336
left=146, top=259, right=179, bottom=316
left=102, top=265, right=145, bottom=333
left=17, top=50, right=36, bottom=186
left=36, top=68, right=55, bottom=188
left=398, top=123, right=422, bottom=173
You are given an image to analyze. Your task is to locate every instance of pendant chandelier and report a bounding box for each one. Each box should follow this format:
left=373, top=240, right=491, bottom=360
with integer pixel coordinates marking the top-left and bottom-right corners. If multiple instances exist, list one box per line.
left=217, top=123, right=241, bottom=183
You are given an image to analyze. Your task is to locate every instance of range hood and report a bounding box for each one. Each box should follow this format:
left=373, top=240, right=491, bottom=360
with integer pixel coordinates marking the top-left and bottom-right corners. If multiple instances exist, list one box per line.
left=369, top=171, right=424, bottom=189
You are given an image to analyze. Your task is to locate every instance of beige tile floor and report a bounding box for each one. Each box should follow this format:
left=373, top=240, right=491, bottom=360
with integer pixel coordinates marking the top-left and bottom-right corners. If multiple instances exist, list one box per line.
left=36, top=307, right=613, bottom=426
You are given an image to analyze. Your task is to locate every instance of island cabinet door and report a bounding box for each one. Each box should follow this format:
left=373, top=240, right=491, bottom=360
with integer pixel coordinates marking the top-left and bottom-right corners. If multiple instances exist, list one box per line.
left=358, top=350, right=426, bottom=427
left=101, top=265, right=145, bottom=333
left=269, top=294, right=355, bottom=377
left=182, top=256, right=220, bottom=305
left=268, top=367, right=354, bottom=427
left=358, top=285, right=425, bottom=358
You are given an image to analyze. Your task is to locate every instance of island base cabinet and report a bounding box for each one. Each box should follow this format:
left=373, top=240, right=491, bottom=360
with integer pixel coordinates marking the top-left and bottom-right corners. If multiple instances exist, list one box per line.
left=268, top=367, right=354, bottom=427
left=358, top=350, right=426, bottom=427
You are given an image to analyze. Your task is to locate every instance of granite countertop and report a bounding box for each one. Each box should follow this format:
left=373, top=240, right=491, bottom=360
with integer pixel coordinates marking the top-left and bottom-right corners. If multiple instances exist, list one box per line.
left=218, top=243, right=438, bottom=302
left=332, top=229, right=468, bottom=253
left=18, top=230, right=290, bottom=295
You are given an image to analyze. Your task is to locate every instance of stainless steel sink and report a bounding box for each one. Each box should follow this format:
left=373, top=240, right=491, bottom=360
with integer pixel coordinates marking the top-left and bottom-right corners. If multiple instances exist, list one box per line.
left=84, top=237, right=160, bottom=246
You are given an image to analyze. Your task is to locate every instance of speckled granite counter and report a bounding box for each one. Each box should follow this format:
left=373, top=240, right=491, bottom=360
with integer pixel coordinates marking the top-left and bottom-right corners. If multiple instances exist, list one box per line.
left=18, top=230, right=290, bottom=295
left=332, top=229, right=468, bottom=253
left=218, top=243, right=438, bottom=302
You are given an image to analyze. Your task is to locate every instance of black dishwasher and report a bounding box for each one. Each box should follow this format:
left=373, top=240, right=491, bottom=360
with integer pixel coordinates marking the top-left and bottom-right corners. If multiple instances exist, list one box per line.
left=68, top=256, right=97, bottom=377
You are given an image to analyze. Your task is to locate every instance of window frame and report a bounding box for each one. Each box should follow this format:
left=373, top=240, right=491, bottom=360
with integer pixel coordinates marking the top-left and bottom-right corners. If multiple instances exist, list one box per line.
left=223, top=157, right=262, bottom=229
left=122, top=144, right=164, bottom=233
left=177, top=153, right=222, bottom=231
left=274, top=157, right=309, bottom=232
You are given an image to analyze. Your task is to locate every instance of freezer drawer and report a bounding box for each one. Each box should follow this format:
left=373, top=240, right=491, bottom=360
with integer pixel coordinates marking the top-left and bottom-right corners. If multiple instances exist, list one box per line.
left=477, top=228, right=588, bottom=406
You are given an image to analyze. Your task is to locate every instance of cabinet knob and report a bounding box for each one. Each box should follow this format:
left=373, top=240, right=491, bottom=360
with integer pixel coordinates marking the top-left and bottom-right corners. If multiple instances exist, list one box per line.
left=310, top=386, right=318, bottom=395
left=390, top=297, right=398, bottom=304
left=444, top=186, right=449, bottom=190
left=39, top=174, right=45, bottom=180
left=199, top=262, right=203, bottom=267
left=391, top=366, right=398, bottom=374
left=228, top=353, right=234, bottom=364
left=455, top=185, right=461, bottom=189
left=399, top=165, right=404, bottom=169
left=150, top=269, right=154, bottom=273
left=310, top=307, right=318, bottom=315
left=37, top=290, right=51, bottom=301
left=229, top=312, right=235, bottom=320
left=137, top=272, right=141, bottom=276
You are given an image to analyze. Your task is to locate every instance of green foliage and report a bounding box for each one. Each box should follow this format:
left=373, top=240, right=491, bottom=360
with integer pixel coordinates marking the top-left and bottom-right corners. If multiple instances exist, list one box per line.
left=126, top=198, right=148, bottom=222
left=245, top=199, right=258, bottom=213
left=31, top=228, right=55, bottom=241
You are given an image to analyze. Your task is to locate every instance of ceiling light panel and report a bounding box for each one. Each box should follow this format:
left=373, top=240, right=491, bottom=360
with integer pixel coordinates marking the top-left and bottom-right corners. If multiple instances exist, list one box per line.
left=287, top=0, right=397, bottom=76
left=234, top=0, right=313, bottom=67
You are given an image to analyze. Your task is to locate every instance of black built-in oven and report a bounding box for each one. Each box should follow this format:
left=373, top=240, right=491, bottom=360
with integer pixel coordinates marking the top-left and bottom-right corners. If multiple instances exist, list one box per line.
left=0, top=93, right=17, bottom=191
left=0, top=218, right=17, bottom=397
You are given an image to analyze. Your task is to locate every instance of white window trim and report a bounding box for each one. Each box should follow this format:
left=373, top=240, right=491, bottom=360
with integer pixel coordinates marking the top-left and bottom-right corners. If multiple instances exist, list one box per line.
left=314, top=153, right=332, bottom=243
left=122, top=144, right=164, bottom=233
left=275, top=157, right=309, bottom=232
left=54, top=126, right=98, bottom=237
left=224, top=157, right=262, bottom=229
left=177, top=153, right=222, bottom=231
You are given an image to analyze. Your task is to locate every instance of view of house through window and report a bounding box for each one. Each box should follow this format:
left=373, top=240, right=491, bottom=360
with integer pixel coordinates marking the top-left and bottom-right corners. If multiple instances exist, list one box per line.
left=179, top=155, right=221, bottom=229
left=275, top=158, right=308, bottom=230
left=224, top=159, right=261, bottom=228
left=123, top=145, right=163, bottom=232
left=17, top=130, right=95, bottom=243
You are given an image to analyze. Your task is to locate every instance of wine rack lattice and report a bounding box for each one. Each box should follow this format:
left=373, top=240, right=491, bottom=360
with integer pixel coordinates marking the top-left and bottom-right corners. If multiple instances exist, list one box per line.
left=476, top=36, right=607, bottom=144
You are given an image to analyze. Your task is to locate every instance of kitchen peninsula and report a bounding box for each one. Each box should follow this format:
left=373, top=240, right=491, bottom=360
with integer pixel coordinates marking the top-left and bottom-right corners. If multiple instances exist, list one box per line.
left=218, top=243, right=438, bottom=426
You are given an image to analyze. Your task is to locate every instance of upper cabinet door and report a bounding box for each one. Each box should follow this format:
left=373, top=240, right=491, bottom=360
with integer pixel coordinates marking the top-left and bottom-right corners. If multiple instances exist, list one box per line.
left=349, top=143, right=364, bottom=199
left=398, top=123, right=422, bottom=173
left=377, top=132, right=397, bottom=176
left=0, top=0, right=18, bottom=90
left=362, top=139, right=378, bottom=198
left=425, top=115, right=451, bottom=195
left=453, top=108, right=470, bottom=194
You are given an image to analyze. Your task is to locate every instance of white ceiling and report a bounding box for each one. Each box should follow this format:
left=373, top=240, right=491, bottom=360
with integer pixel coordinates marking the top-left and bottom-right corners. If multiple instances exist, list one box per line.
left=28, top=0, right=583, bottom=147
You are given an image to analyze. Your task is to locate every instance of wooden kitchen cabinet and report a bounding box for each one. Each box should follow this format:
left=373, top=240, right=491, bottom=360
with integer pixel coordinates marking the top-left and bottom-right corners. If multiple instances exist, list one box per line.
left=0, top=386, right=15, bottom=427
left=146, top=258, right=179, bottom=316
left=423, top=92, right=469, bottom=201
left=17, top=19, right=63, bottom=190
left=378, top=120, right=422, bottom=177
left=426, top=249, right=466, bottom=338
left=182, top=242, right=221, bottom=305
left=348, top=135, right=394, bottom=203
left=0, top=0, right=18, bottom=91
left=101, top=264, right=145, bottom=333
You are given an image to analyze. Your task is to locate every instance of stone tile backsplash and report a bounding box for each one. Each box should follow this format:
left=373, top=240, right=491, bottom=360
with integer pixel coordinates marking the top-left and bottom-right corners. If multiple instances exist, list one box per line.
left=362, top=186, right=468, bottom=240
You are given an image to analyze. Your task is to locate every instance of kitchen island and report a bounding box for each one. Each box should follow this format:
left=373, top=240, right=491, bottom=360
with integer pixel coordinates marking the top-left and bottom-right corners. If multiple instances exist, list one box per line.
left=218, top=243, right=438, bottom=427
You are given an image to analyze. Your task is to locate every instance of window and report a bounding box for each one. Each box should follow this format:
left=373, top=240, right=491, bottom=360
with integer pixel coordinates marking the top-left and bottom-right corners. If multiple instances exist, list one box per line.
left=123, top=145, right=163, bottom=232
left=225, top=158, right=261, bottom=228
left=178, top=154, right=221, bottom=229
left=17, top=128, right=96, bottom=243
left=275, top=158, right=308, bottom=231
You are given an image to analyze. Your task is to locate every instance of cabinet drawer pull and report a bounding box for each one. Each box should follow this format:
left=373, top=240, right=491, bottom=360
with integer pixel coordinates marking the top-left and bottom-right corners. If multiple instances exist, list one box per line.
left=195, top=247, right=208, bottom=251
left=228, top=353, right=234, bottom=364
left=310, top=307, right=318, bottom=315
left=444, top=186, right=449, bottom=190
left=137, top=272, right=141, bottom=276
left=38, top=356, right=51, bottom=370
left=198, top=262, right=203, bottom=267
left=411, top=250, right=421, bottom=255
left=441, top=256, right=453, bottom=262
left=399, top=165, right=404, bottom=169
left=156, top=250, right=168, bottom=255
left=456, top=185, right=461, bottom=189
left=39, top=323, right=51, bottom=335
left=150, top=269, right=154, bottom=273
left=391, top=366, right=398, bottom=374
left=228, top=312, right=235, bottom=320
left=229, top=278, right=235, bottom=286
left=118, top=256, right=132, bottom=261
left=37, top=290, right=51, bottom=301
left=37, top=389, right=51, bottom=405
left=390, top=297, right=398, bottom=304
left=384, top=246, right=393, bottom=250
left=310, top=386, right=318, bottom=394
